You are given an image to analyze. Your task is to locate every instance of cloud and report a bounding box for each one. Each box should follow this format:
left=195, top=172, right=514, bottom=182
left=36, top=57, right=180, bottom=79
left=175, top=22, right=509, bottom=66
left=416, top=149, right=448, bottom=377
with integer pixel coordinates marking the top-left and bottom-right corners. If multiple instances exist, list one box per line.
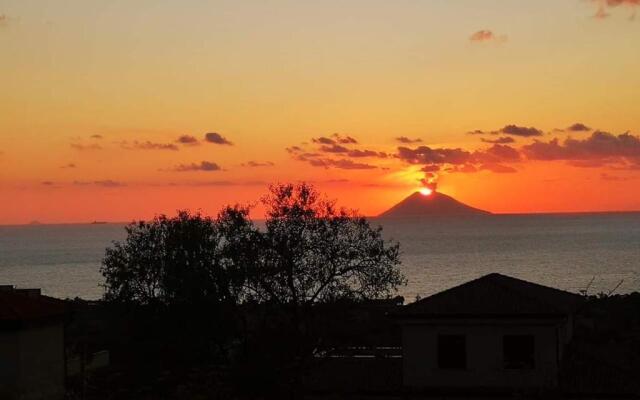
left=395, top=136, right=422, bottom=144
left=594, top=6, right=611, bottom=18
left=467, top=129, right=495, bottom=135
left=286, top=146, right=304, bottom=154
left=242, top=161, right=274, bottom=167
left=468, top=125, right=542, bottom=137
left=501, top=124, right=543, bottom=137
left=175, top=180, right=267, bottom=187
left=172, top=161, right=222, bottom=172
left=610, top=1, right=640, bottom=7
left=566, top=123, right=591, bottom=132
left=346, top=149, right=388, bottom=158
left=204, top=132, right=233, bottom=145
left=469, top=30, right=507, bottom=43
left=397, top=146, right=473, bottom=165
left=312, top=136, right=336, bottom=145
left=71, top=143, right=102, bottom=151
left=317, top=144, right=387, bottom=158
left=293, top=152, right=378, bottom=169
left=294, top=134, right=387, bottom=162
left=61, top=163, right=76, bottom=169
left=479, top=144, right=521, bottom=162
left=522, top=131, right=640, bottom=165
left=0, top=14, right=11, bottom=28
left=41, top=181, right=55, bottom=186
left=591, top=0, right=640, bottom=19
left=94, top=180, right=126, bottom=188
left=481, top=136, right=515, bottom=144
left=325, top=159, right=377, bottom=170
left=122, top=141, right=179, bottom=151
left=320, top=144, right=350, bottom=153
left=601, top=172, right=636, bottom=181
left=335, top=134, right=358, bottom=144
left=396, top=143, right=520, bottom=177
left=312, top=134, right=358, bottom=145
left=176, top=135, right=199, bottom=145
left=73, top=180, right=126, bottom=188
left=421, top=165, right=440, bottom=173
left=446, top=164, right=478, bottom=173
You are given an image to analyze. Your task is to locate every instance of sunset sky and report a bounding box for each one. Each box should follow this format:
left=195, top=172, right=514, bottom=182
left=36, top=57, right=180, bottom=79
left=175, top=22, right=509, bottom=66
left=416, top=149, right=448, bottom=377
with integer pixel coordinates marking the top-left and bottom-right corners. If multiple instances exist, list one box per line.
left=1, top=0, right=640, bottom=224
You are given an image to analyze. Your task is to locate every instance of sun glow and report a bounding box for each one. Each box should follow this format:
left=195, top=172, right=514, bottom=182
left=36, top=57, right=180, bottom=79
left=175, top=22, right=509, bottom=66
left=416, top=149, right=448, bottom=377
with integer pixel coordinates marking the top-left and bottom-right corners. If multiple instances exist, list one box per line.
left=419, top=188, right=433, bottom=196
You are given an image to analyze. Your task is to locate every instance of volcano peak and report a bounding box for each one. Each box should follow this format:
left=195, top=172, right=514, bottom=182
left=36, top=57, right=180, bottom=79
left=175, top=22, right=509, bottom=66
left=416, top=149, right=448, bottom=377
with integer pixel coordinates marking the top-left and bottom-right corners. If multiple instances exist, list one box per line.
left=378, top=191, right=490, bottom=218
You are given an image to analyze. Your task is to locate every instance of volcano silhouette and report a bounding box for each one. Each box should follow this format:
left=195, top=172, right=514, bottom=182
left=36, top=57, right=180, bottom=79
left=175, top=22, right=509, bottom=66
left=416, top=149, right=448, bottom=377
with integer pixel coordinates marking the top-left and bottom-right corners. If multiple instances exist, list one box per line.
left=378, top=191, right=490, bottom=218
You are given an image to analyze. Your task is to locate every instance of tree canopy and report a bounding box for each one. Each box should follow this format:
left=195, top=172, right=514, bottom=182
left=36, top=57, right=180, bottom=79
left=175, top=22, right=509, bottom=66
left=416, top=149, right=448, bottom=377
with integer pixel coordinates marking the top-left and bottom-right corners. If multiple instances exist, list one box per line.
left=101, top=183, right=405, bottom=309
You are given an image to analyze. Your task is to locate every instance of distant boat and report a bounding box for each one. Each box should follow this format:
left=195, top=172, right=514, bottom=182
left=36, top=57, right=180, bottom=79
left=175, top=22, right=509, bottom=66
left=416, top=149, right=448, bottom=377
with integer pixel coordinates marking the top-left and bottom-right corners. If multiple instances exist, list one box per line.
left=378, top=191, right=490, bottom=218
left=90, top=221, right=108, bottom=225
left=28, top=220, right=43, bottom=225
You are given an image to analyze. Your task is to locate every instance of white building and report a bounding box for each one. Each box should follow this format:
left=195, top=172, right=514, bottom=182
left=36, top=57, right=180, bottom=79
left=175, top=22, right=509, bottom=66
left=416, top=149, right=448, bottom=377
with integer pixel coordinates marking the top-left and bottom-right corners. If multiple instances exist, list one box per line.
left=0, top=286, right=67, bottom=400
left=398, top=273, right=583, bottom=393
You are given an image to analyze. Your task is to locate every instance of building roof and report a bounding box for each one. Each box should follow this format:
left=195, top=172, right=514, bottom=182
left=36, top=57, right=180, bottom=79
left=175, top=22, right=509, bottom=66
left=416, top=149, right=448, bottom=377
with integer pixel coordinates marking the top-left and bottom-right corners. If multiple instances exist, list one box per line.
left=399, top=273, right=584, bottom=319
left=0, top=287, right=67, bottom=325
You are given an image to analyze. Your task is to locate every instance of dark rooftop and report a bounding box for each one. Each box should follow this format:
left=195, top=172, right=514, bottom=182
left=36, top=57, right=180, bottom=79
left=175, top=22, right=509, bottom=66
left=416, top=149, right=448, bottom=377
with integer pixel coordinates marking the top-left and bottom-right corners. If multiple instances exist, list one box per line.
left=0, top=286, right=67, bottom=324
left=399, top=273, right=584, bottom=318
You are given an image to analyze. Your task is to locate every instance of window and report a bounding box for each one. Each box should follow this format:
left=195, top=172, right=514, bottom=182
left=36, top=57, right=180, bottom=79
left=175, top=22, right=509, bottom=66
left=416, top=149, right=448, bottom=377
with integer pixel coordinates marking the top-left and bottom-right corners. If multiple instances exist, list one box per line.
left=437, top=334, right=466, bottom=369
left=503, top=335, right=535, bottom=369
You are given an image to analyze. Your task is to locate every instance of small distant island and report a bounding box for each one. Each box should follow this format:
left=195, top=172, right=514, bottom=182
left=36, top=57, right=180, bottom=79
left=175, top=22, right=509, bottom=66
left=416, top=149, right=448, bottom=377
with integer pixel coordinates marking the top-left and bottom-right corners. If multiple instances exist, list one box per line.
left=378, top=190, right=490, bottom=218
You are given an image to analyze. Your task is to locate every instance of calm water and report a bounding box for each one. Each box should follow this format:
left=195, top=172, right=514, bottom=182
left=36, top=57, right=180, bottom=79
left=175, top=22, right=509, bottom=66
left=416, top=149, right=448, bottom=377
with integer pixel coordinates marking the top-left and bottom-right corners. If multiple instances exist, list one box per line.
left=1, top=214, right=639, bottom=300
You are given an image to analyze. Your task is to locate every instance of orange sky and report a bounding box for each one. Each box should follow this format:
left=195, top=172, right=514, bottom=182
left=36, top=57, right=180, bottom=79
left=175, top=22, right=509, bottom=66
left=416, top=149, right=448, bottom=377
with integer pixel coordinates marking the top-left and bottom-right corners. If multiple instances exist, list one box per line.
left=1, top=1, right=640, bottom=224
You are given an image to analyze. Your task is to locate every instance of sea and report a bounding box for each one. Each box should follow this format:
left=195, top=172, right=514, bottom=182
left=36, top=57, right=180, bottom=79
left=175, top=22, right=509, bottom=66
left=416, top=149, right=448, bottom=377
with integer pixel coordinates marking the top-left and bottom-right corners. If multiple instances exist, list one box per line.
left=1, top=213, right=639, bottom=301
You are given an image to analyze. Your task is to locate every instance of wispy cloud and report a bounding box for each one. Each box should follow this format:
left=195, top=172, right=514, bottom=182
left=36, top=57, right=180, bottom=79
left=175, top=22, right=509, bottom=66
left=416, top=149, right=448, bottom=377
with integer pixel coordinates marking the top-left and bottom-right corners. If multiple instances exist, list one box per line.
left=469, top=30, right=508, bottom=43
left=591, top=0, right=640, bottom=19
left=467, top=125, right=542, bottom=137
left=0, top=14, right=11, bottom=28
left=73, top=180, right=126, bottom=188
left=71, top=143, right=102, bottom=151
left=481, top=136, right=515, bottom=144
left=121, top=140, right=179, bottom=151
left=241, top=161, right=274, bottom=167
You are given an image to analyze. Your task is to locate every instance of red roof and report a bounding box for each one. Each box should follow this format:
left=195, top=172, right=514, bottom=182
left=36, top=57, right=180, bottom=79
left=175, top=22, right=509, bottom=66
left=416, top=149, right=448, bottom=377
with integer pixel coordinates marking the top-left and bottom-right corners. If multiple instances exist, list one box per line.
left=0, top=289, right=67, bottom=323
left=399, top=273, right=584, bottom=318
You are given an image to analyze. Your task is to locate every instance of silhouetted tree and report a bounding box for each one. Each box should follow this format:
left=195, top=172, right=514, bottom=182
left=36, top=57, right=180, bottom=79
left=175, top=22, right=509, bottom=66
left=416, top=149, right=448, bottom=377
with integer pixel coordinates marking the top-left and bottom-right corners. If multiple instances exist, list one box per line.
left=241, top=183, right=405, bottom=373
left=102, top=209, right=243, bottom=307
left=100, top=208, right=255, bottom=363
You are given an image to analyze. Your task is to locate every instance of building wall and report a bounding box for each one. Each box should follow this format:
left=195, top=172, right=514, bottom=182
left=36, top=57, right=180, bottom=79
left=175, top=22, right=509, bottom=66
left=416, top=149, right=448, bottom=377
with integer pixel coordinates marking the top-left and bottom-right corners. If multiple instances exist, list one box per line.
left=0, top=330, right=20, bottom=398
left=402, top=319, right=567, bottom=389
left=0, top=323, right=65, bottom=400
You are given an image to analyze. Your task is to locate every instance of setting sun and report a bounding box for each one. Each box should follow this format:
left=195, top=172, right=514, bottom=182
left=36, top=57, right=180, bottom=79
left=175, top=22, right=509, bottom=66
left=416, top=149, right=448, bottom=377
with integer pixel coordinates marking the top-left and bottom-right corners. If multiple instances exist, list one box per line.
left=419, top=188, right=433, bottom=196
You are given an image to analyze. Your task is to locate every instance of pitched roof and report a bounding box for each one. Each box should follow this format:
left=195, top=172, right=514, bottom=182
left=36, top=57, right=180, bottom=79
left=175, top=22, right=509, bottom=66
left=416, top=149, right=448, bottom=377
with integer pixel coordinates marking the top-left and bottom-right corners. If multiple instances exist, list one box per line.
left=0, top=288, right=67, bottom=324
left=399, top=273, right=584, bottom=318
